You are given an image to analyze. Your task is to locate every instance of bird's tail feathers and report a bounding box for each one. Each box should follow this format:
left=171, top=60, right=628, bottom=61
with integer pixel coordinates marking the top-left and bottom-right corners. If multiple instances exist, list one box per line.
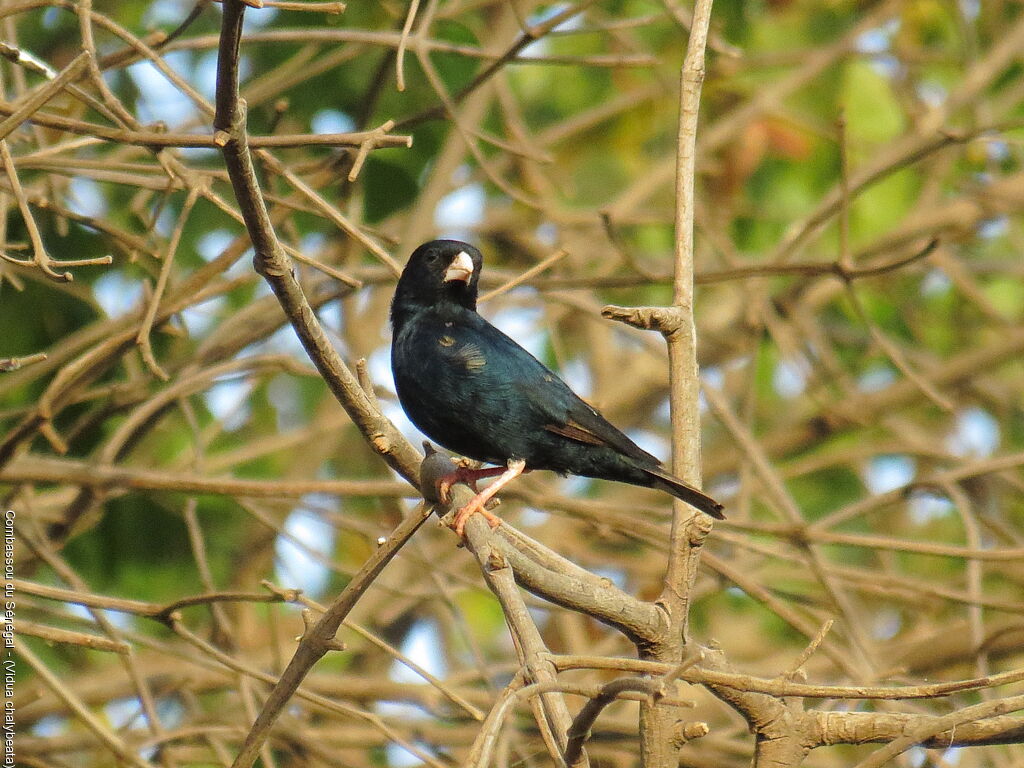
left=642, top=465, right=725, bottom=519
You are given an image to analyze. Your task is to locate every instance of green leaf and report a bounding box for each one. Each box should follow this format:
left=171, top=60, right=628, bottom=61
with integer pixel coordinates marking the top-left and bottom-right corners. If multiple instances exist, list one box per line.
left=841, top=60, right=906, bottom=148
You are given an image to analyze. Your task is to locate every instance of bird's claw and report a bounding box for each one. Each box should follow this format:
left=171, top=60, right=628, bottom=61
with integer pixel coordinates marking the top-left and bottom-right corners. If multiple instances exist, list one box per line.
left=439, top=458, right=525, bottom=538
left=437, top=478, right=453, bottom=505
left=453, top=501, right=503, bottom=537
left=440, top=475, right=502, bottom=536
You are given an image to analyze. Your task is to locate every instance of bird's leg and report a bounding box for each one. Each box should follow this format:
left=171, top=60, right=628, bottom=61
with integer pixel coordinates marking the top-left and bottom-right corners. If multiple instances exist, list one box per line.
left=436, top=464, right=510, bottom=503
left=452, top=458, right=527, bottom=537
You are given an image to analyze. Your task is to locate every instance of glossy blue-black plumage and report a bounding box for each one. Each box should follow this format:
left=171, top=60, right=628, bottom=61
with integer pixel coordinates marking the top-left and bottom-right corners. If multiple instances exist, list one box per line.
left=390, top=240, right=723, bottom=518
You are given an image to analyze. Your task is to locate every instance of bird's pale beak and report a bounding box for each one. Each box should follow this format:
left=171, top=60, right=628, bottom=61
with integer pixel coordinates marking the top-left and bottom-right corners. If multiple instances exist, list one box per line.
left=444, top=250, right=474, bottom=283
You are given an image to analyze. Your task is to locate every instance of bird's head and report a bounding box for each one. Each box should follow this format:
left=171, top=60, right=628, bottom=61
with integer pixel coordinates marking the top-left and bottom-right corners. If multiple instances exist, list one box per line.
left=392, top=240, right=484, bottom=321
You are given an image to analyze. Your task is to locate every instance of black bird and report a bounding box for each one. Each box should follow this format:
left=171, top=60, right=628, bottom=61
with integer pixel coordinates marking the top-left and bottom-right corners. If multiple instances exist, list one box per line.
left=391, top=239, right=724, bottom=534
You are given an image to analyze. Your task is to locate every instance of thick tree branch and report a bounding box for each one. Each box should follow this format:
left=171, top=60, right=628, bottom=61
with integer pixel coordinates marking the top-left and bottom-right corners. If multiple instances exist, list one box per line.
left=212, top=0, right=421, bottom=485
left=421, top=449, right=664, bottom=646
left=226, top=503, right=433, bottom=768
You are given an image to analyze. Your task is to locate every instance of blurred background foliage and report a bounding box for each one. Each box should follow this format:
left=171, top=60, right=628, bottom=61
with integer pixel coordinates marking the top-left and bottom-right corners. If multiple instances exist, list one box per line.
left=3, top=0, right=1024, bottom=765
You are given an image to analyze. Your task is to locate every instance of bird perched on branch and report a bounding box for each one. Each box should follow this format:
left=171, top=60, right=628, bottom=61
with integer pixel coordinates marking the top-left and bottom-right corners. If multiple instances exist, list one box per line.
left=391, top=239, right=724, bottom=535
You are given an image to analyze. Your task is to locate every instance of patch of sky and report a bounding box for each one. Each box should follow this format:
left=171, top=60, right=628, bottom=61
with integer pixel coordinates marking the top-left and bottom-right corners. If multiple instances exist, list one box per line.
left=32, top=715, right=65, bottom=738
left=868, top=54, right=902, bottom=79
left=701, top=365, right=725, bottom=390
left=62, top=599, right=133, bottom=630
left=521, top=5, right=583, bottom=57
left=93, top=271, right=143, bottom=318
left=311, top=109, right=356, bottom=135
left=241, top=318, right=321, bottom=364
left=105, top=697, right=143, bottom=730
left=180, top=295, right=226, bottom=337
left=854, top=25, right=894, bottom=54
left=857, top=364, right=896, bottom=393
left=560, top=474, right=593, bottom=498
left=42, top=6, right=60, bottom=28
left=389, top=619, right=446, bottom=684
left=194, top=51, right=221, bottom=101
left=367, top=345, right=396, bottom=393
left=655, top=396, right=672, bottom=424
left=773, top=357, right=808, bottom=398
left=178, top=146, right=221, bottom=162
left=387, top=400, right=426, bottom=453
left=127, top=54, right=199, bottom=128
left=153, top=201, right=176, bottom=239
left=907, top=747, right=927, bottom=768
left=856, top=19, right=901, bottom=78
left=592, top=566, right=627, bottom=590
left=274, top=500, right=336, bottom=597
left=352, top=282, right=374, bottom=314
left=947, top=406, right=999, bottom=458
left=697, top=373, right=717, bottom=414
left=941, top=747, right=963, bottom=765
left=238, top=56, right=253, bottom=88
left=519, top=506, right=551, bottom=527
left=65, top=177, right=107, bottom=219
left=369, top=346, right=425, bottom=446
left=984, top=138, right=1010, bottom=163
left=301, top=232, right=328, bottom=257
left=977, top=216, right=1008, bottom=239
left=558, top=357, right=592, bottom=399
left=266, top=374, right=305, bottom=432
left=197, top=229, right=235, bottom=261
left=318, top=298, right=343, bottom=334
left=125, top=696, right=184, bottom=759
left=528, top=605, right=550, bottom=630
left=709, top=473, right=739, bottom=502
left=920, top=268, right=951, bottom=296
left=490, top=304, right=545, bottom=358
left=608, top=326, right=651, bottom=354
left=535, top=221, right=558, bottom=246
left=625, top=429, right=669, bottom=461
left=207, top=239, right=256, bottom=280
left=252, top=274, right=274, bottom=300
left=203, top=377, right=252, bottom=432
left=155, top=696, right=185, bottom=729
left=864, top=454, right=915, bottom=494
left=526, top=3, right=575, bottom=28
left=872, top=609, right=901, bottom=640
left=917, top=81, right=947, bottom=109
left=385, top=741, right=436, bottom=768
left=244, top=5, right=279, bottom=28
left=959, top=0, right=980, bottom=20
left=191, top=52, right=251, bottom=103
left=435, top=183, right=486, bottom=240
left=378, top=621, right=447, bottom=765
left=144, top=0, right=191, bottom=25
left=908, top=490, right=954, bottom=524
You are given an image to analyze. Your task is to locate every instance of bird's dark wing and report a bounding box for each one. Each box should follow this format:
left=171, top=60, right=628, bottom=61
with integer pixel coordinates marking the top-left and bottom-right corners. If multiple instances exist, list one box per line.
left=543, top=420, right=606, bottom=447
left=471, top=322, right=662, bottom=467
left=531, top=390, right=662, bottom=466
left=395, top=300, right=658, bottom=463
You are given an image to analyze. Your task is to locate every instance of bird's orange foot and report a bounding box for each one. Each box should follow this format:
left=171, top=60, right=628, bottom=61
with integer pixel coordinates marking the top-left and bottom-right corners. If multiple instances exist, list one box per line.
left=444, top=458, right=527, bottom=538
left=452, top=497, right=503, bottom=537
left=436, top=464, right=512, bottom=504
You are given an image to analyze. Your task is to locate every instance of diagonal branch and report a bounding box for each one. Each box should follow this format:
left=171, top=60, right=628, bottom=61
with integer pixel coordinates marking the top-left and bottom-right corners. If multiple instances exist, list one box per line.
left=211, top=0, right=421, bottom=483
left=226, top=502, right=433, bottom=768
